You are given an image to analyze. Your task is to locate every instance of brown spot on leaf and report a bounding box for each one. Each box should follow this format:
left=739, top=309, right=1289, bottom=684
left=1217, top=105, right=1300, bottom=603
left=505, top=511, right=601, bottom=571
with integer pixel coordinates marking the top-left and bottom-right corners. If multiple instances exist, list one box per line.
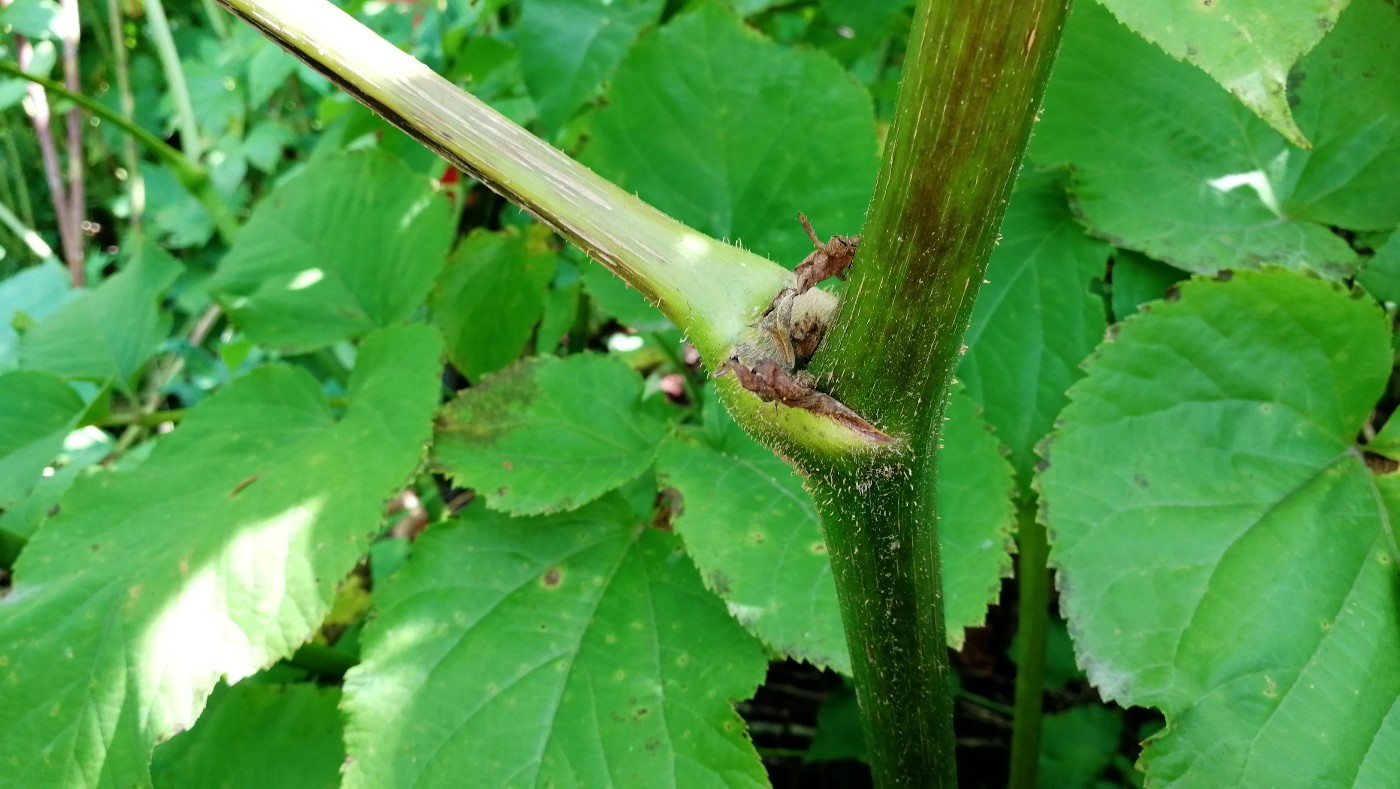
left=229, top=473, right=261, bottom=498
left=541, top=567, right=563, bottom=588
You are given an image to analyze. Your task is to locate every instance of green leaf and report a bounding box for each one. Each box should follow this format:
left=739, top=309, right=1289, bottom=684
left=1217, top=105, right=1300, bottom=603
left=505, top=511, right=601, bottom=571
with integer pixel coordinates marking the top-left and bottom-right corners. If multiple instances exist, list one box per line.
left=580, top=256, right=673, bottom=331
left=1109, top=249, right=1187, bottom=322
left=582, top=2, right=878, bottom=266
left=342, top=495, right=769, bottom=788
left=0, top=370, right=85, bottom=508
left=805, top=684, right=867, bottom=763
left=0, top=261, right=74, bottom=372
left=960, top=171, right=1108, bottom=487
left=818, top=0, right=908, bottom=39
left=211, top=151, right=454, bottom=351
left=517, top=0, right=664, bottom=135
left=0, top=426, right=111, bottom=545
left=1276, top=0, right=1400, bottom=232
left=19, top=242, right=181, bottom=393
left=150, top=683, right=344, bottom=789
left=430, top=226, right=556, bottom=381
left=1040, top=270, right=1400, bottom=785
left=1031, top=1, right=1388, bottom=277
left=1357, top=231, right=1400, bottom=304
left=1095, top=0, right=1347, bottom=148
left=433, top=354, right=670, bottom=515
left=0, top=0, right=60, bottom=39
left=656, top=385, right=1013, bottom=670
left=1039, top=705, right=1124, bottom=789
left=0, top=324, right=443, bottom=787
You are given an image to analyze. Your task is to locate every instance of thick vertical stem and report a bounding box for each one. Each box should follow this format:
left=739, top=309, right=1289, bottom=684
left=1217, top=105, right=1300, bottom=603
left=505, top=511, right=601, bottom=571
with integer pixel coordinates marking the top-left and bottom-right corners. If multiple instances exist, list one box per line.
left=805, top=1, right=1070, bottom=786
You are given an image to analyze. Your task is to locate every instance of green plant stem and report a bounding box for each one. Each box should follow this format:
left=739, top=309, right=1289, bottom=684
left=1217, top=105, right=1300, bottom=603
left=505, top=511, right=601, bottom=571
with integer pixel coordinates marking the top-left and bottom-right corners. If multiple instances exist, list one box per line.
left=1009, top=498, right=1049, bottom=789
left=215, top=0, right=791, bottom=368
left=0, top=112, right=37, bottom=226
left=97, top=408, right=188, bottom=428
left=144, top=0, right=204, bottom=162
left=804, top=1, right=1070, bottom=786
left=105, top=0, right=146, bottom=229
left=0, top=199, right=57, bottom=262
left=0, top=61, right=239, bottom=243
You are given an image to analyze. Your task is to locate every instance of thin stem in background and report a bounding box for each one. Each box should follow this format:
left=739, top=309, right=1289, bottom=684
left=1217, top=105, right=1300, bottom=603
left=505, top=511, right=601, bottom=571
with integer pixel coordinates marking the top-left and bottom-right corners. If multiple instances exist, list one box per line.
left=59, top=0, right=85, bottom=285
left=105, top=0, right=145, bottom=230
left=0, top=199, right=57, bottom=262
left=1009, top=498, right=1050, bottom=789
left=6, top=11, right=81, bottom=281
left=0, top=112, right=36, bottom=227
left=145, top=0, right=204, bottom=162
left=0, top=61, right=240, bottom=244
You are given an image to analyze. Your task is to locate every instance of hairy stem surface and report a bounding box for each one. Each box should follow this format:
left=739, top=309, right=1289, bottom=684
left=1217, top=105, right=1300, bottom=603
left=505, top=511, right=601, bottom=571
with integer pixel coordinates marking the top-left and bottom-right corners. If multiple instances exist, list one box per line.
left=805, top=1, right=1070, bottom=785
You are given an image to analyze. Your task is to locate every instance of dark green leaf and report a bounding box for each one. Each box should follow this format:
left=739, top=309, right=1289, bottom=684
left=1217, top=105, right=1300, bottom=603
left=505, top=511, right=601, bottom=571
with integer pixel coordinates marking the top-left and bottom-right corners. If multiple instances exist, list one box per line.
left=343, top=495, right=769, bottom=788
left=433, top=354, right=670, bottom=515
left=211, top=151, right=454, bottom=351
left=1357, top=231, right=1400, bottom=304
left=0, top=325, right=442, bottom=786
left=1039, top=706, right=1124, bottom=789
left=1041, top=270, right=1399, bottom=785
left=1277, top=0, right=1400, bottom=232
left=1108, top=249, right=1186, bottom=322
left=517, top=0, right=665, bottom=134
left=583, top=3, right=878, bottom=266
left=431, top=226, right=556, bottom=381
left=960, top=171, right=1108, bottom=487
left=150, top=683, right=343, bottom=789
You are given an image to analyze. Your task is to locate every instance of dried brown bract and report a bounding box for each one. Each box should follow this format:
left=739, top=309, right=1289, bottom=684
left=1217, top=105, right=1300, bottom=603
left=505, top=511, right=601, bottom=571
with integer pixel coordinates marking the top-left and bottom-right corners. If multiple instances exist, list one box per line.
left=720, top=358, right=889, bottom=440
left=793, top=213, right=859, bottom=295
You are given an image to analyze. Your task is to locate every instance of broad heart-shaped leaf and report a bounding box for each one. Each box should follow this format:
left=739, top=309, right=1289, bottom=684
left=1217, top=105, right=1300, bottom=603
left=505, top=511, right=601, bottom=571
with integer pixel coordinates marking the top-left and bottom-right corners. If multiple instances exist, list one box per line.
left=581, top=2, right=878, bottom=267
left=150, top=683, right=343, bottom=789
left=1032, top=0, right=1397, bottom=278
left=430, top=225, right=556, bottom=381
left=210, top=151, right=454, bottom=352
left=517, top=0, right=664, bottom=135
left=0, top=324, right=442, bottom=787
left=0, top=370, right=85, bottom=508
left=959, top=170, right=1108, bottom=488
left=342, top=495, right=769, bottom=788
left=433, top=354, right=671, bottom=515
left=1095, top=0, right=1347, bottom=148
left=656, top=384, right=1014, bottom=673
left=19, top=242, right=181, bottom=393
left=1039, top=270, right=1400, bottom=786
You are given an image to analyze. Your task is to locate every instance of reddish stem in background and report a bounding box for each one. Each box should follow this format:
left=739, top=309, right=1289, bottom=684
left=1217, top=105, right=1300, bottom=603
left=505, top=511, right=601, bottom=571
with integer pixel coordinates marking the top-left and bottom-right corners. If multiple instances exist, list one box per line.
left=60, top=0, right=85, bottom=285
left=3, top=0, right=84, bottom=284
